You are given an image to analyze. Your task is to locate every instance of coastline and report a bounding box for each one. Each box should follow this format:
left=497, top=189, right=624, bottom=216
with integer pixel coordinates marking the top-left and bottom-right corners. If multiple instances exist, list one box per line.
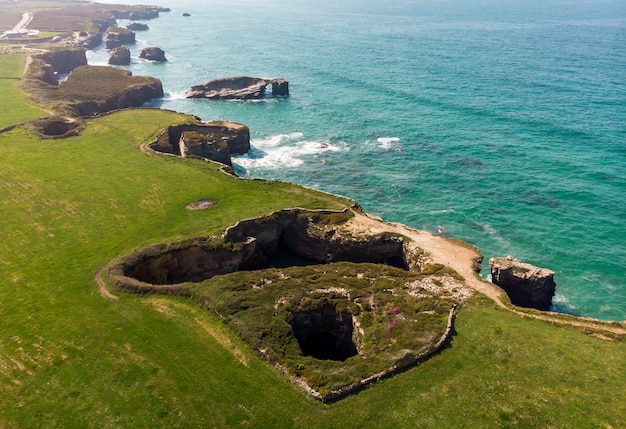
left=11, top=1, right=624, bottom=329
left=2, top=2, right=626, bottom=426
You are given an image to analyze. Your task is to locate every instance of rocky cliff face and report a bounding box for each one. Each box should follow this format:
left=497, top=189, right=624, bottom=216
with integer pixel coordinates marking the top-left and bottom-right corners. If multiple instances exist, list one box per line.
left=489, top=256, right=556, bottom=310
left=178, top=132, right=232, bottom=166
left=57, top=66, right=163, bottom=117
left=150, top=121, right=250, bottom=164
left=119, top=208, right=423, bottom=287
left=185, top=76, right=290, bottom=100
left=105, top=26, right=135, bottom=49
left=38, top=47, right=88, bottom=75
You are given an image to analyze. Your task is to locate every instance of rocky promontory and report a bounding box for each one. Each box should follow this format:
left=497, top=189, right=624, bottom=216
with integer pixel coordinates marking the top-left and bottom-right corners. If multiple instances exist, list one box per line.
left=150, top=121, right=250, bottom=166
left=185, top=76, right=289, bottom=100
left=489, top=256, right=556, bottom=310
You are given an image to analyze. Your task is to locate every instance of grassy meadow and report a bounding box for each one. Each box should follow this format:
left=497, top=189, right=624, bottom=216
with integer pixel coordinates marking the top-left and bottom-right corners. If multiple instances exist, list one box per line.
left=0, top=53, right=625, bottom=428
left=0, top=54, right=48, bottom=128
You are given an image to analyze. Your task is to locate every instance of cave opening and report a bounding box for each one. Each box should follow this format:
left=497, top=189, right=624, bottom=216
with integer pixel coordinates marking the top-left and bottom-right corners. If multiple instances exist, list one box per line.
left=291, top=306, right=358, bottom=362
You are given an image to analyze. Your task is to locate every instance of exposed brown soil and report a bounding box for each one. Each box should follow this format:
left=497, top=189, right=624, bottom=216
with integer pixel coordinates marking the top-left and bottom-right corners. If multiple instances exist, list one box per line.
left=185, top=199, right=218, bottom=210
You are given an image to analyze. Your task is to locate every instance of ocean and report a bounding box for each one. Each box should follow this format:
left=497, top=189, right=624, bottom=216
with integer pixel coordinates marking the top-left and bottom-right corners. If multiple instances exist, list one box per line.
left=89, top=0, right=626, bottom=321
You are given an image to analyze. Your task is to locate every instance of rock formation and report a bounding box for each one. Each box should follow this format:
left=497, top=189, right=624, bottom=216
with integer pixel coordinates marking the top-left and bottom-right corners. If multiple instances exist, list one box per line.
left=25, top=48, right=88, bottom=87
left=126, top=23, right=149, bottom=31
left=139, top=47, right=167, bottom=62
left=185, top=76, right=290, bottom=100
left=38, top=47, right=87, bottom=75
left=489, top=256, right=556, bottom=310
left=271, top=78, right=289, bottom=96
left=150, top=121, right=250, bottom=165
left=119, top=208, right=423, bottom=287
left=110, top=7, right=170, bottom=20
left=58, top=66, right=163, bottom=117
left=178, top=131, right=232, bottom=166
left=105, top=26, right=135, bottom=49
left=108, top=46, right=131, bottom=65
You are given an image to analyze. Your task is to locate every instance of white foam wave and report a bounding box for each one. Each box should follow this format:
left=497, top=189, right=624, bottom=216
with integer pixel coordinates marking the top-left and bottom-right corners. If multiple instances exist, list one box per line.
left=234, top=132, right=346, bottom=171
left=377, top=136, right=400, bottom=150
left=429, top=209, right=456, bottom=215
left=164, top=90, right=188, bottom=100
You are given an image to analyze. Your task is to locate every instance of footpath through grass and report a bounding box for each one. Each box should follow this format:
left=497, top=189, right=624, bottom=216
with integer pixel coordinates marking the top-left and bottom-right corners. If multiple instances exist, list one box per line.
left=0, top=70, right=624, bottom=427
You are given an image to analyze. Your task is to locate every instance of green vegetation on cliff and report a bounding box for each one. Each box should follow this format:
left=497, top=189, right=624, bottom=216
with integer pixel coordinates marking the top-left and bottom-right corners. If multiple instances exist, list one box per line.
left=0, top=53, right=625, bottom=429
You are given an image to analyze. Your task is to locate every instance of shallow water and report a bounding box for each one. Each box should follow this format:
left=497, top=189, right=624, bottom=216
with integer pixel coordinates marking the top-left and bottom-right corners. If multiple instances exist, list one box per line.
left=90, top=0, right=626, bottom=320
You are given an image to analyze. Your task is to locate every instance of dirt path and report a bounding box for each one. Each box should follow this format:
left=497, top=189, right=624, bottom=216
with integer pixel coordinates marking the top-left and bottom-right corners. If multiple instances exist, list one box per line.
left=346, top=211, right=626, bottom=337
left=94, top=265, right=119, bottom=301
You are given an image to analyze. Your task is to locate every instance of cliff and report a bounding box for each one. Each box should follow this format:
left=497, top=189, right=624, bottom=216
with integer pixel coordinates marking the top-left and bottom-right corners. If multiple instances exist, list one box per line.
left=56, top=66, right=163, bottom=117
left=150, top=121, right=250, bottom=165
left=489, top=256, right=556, bottom=310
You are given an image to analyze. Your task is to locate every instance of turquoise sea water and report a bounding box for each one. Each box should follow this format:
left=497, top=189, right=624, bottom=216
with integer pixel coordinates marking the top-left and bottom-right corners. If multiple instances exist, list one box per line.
left=91, top=0, right=626, bottom=320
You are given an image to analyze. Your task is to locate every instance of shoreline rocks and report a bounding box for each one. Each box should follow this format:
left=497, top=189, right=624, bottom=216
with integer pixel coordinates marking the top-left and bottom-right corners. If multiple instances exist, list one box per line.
left=185, top=76, right=289, bottom=100
left=127, top=22, right=149, bottom=31
left=105, top=26, right=135, bottom=49
left=489, top=256, right=556, bottom=310
left=108, top=46, right=131, bottom=65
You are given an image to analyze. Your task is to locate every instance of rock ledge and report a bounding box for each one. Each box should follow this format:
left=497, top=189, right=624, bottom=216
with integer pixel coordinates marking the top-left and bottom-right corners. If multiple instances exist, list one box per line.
left=489, top=256, right=556, bottom=310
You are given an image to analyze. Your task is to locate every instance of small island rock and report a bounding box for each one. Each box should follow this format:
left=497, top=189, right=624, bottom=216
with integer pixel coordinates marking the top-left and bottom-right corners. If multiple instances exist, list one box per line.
left=108, top=46, right=131, bottom=65
left=489, top=256, right=556, bottom=310
left=139, top=47, right=167, bottom=62
left=185, top=76, right=289, bottom=100
left=126, top=23, right=149, bottom=31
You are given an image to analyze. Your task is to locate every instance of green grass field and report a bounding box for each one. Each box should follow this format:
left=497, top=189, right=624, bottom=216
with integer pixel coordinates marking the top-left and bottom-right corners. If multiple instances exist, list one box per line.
left=0, top=54, right=625, bottom=428
left=0, top=54, right=48, bottom=128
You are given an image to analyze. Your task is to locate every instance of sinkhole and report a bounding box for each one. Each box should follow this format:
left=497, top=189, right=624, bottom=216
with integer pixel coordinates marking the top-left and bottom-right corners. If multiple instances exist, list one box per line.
left=291, top=306, right=358, bottom=362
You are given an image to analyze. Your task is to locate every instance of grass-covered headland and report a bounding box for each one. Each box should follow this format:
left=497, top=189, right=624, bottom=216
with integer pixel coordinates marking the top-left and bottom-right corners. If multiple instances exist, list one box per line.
left=1, top=20, right=626, bottom=429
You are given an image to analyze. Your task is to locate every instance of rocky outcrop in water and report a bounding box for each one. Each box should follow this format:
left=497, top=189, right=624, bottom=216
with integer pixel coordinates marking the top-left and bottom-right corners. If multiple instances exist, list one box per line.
left=489, top=256, right=556, bottom=310
left=127, top=23, right=149, bottom=31
left=108, top=46, right=131, bottom=65
left=185, top=76, right=289, bottom=100
left=110, top=7, right=170, bottom=20
left=139, top=47, right=167, bottom=62
left=105, top=26, right=135, bottom=49
left=150, top=121, right=250, bottom=165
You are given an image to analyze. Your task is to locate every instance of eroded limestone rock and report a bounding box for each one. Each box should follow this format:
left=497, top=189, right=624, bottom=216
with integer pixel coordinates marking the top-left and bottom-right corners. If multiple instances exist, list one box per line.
left=150, top=121, right=250, bottom=165
left=108, top=46, right=131, bottom=65
left=489, top=256, right=556, bottom=310
left=185, top=76, right=289, bottom=100
left=105, top=26, right=135, bottom=49
left=139, top=47, right=167, bottom=62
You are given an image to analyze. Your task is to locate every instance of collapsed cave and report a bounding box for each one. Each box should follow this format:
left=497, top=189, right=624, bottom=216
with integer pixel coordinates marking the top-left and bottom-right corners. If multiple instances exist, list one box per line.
left=291, top=306, right=358, bottom=361
left=122, top=209, right=416, bottom=287
left=125, top=230, right=407, bottom=286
